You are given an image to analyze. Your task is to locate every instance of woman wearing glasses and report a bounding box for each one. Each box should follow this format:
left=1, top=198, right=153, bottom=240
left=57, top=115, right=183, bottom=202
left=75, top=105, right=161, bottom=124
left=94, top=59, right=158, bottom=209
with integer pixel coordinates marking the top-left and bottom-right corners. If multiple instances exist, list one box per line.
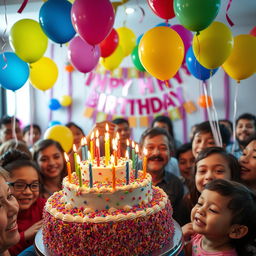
left=0, top=149, right=46, bottom=256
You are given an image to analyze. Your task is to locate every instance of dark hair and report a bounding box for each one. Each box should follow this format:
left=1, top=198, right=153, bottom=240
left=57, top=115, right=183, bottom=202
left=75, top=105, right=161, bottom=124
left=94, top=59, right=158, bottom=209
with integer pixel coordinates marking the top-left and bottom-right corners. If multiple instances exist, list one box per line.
left=0, top=167, right=9, bottom=180
left=192, top=121, right=231, bottom=146
left=65, top=122, right=85, bottom=135
left=219, top=119, right=233, bottom=132
left=244, top=136, right=256, bottom=148
left=191, top=147, right=241, bottom=205
left=151, top=115, right=174, bottom=139
left=205, top=179, right=256, bottom=255
left=22, top=124, right=41, bottom=136
left=176, top=142, right=192, bottom=160
left=0, top=115, right=20, bottom=129
left=112, top=118, right=129, bottom=126
left=236, top=113, right=256, bottom=129
left=139, top=127, right=173, bottom=152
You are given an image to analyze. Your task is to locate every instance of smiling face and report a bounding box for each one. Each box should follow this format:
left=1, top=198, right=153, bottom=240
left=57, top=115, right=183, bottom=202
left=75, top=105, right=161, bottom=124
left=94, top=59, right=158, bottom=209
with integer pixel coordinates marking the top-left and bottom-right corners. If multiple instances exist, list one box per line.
left=195, top=154, right=232, bottom=193
left=23, top=128, right=41, bottom=146
left=37, top=144, right=64, bottom=180
left=69, top=125, right=84, bottom=148
left=191, top=189, right=233, bottom=239
left=9, top=166, right=39, bottom=211
left=0, top=176, right=19, bottom=253
left=239, top=140, right=256, bottom=186
left=236, top=119, right=255, bottom=144
left=115, top=122, right=131, bottom=145
left=178, top=149, right=195, bottom=180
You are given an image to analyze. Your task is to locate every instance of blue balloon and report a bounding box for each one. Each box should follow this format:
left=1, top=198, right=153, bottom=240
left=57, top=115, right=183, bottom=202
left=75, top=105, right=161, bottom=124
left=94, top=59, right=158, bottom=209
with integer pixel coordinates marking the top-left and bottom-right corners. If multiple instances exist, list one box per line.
left=155, top=22, right=171, bottom=27
left=39, top=0, right=76, bottom=44
left=49, top=98, right=61, bottom=111
left=0, top=52, right=29, bottom=91
left=48, top=120, right=62, bottom=127
left=186, top=46, right=218, bottom=81
left=136, top=34, right=144, bottom=45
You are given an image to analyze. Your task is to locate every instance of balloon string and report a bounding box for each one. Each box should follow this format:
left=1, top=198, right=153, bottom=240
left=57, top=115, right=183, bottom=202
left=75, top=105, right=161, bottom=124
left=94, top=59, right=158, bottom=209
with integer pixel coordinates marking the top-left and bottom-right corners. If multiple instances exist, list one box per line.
left=12, top=91, right=18, bottom=146
left=1, top=0, right=8, bottom=69
left=231, top=83, right=238, bottom=153
left=17, top=0, right=29, bottom=13
left=226, top=0, right=234, bottom=26
left=48, top=44, right=55, bottom=123
left=224, top=72, right=230, bottom=120
left=29, top=84, right=34, bottom=146
left=67, top=71, right=73, bottom=123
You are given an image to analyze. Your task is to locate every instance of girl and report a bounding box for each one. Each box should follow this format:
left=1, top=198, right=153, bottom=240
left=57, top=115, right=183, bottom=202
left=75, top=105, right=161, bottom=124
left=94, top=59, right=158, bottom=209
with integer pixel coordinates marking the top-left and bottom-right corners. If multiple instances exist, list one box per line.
left=65, top=122, right=85, bottom=151
left=32, top=139, right=66, bottom=199
left=186, top=179, right=256, bottom=256
left=0, top=150, right=46, bottom=256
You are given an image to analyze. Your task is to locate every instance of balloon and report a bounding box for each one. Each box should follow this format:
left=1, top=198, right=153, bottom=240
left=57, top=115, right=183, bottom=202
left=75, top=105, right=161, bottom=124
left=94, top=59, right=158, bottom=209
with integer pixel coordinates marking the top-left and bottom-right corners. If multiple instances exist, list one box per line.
left=174, top=0, right=221, bottom=32
left=44, top=125, right=73, bottom=152
left=30, top=57, right=58, bottom=91
left=48, top=120, right=62, bottom=127
left=116, top=27, right=136, bottom=57
left=100, top=45, right=124, bottom=71
left=186, top=47, right=218, bottom=81
left=192, top=22, right=233, bottom=69
left=198, top=95, right=213, bottom=108
left=139, top=26, right=184, bottom=81
left=60, top=95, right=72, bottom=107
left=99, top=28, right=119, bottom=58
left=155, top=22, right=171, bottom=27
left=39, top=0, right=76, bottom=44
left=147, top=0, right=175, bottom=20
left=131, top=45, right=145, bottom=72
left=250, top=27, right=256, bottom=37
left=68, top=36, right=100, bottom=73
left=0, top=52, right=29, bottom=91
left=71, top=0, right=115, bottom=45
left=9, top=19, right=48, bottom=63
left=136, top=34, right=144, bottom=45
left=222, top=35, right=256, bottom=82
left=49, top=98, right=61, bottom=110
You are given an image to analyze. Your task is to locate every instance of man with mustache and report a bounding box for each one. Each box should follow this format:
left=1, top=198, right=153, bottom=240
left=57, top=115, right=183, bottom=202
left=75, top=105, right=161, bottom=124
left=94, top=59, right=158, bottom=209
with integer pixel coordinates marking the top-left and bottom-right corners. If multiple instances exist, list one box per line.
left=139, top=127, right=184, bottom=223
left=227, top=113, right=256, bottom=158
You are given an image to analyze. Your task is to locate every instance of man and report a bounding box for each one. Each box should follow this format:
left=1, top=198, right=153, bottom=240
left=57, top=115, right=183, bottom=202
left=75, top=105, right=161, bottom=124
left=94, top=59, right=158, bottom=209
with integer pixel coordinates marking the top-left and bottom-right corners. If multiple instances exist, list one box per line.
left=138, top=127, right=184, bottom=223
left=227, top=113, right=256, bottom=158
left=0, top=116, right=23, bottom=144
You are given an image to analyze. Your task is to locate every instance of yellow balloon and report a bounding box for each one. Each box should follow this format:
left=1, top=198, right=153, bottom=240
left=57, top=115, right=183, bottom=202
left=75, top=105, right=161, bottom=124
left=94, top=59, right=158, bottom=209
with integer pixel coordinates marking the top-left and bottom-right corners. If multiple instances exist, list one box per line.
left=9, top=19, right=48, bottom=63
left=222, top=34, right=256, bottom=82
left=44, top=125, right=73, bottom=153
left=29, top=57, right=58, bottom=91
left=116, top=27, right=136, bottom=57
left=60, top=95, right=72, bottom=107
left=100, top=45, right=124, bottom=71
left=192, top=21, right=234, bottom=69
left=139, top=26, right=184, bottom=81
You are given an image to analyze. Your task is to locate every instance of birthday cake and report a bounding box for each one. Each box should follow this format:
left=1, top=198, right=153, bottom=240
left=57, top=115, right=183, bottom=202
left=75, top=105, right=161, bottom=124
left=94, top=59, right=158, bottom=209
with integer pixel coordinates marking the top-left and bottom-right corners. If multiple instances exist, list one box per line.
left=42, top=157, right=174, bottom=256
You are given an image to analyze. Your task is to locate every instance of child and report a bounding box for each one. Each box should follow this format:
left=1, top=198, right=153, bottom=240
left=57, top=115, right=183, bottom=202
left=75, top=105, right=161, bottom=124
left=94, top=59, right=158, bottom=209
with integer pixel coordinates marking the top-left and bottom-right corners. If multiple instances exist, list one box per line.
left=66, top=122, right=85, bottom=151
left=0, top=149, right=46, bottom=256
left=184, top=179, right=256, bottom=256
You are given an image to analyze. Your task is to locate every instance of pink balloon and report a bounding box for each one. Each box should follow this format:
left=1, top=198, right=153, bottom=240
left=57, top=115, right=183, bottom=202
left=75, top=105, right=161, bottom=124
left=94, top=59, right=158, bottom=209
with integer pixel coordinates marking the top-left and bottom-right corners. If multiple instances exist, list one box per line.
left=71, top=0, right=115, bottom=45
left=68, top=36, right=100, bottom=73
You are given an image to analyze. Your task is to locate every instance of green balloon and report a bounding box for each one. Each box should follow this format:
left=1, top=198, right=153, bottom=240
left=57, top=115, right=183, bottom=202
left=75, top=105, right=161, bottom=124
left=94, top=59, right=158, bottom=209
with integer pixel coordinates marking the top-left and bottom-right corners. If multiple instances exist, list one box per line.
left=131, top=45, right=145, bottom=72
left=174, top=0, right=221, bottom=32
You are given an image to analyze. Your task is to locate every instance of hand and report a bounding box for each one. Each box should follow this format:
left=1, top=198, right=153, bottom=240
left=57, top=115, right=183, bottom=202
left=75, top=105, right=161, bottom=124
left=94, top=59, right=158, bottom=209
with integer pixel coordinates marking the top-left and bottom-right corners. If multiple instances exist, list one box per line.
left=182, top=222, right=195, bottom=242
left=24, top=219, right=43, bottom=241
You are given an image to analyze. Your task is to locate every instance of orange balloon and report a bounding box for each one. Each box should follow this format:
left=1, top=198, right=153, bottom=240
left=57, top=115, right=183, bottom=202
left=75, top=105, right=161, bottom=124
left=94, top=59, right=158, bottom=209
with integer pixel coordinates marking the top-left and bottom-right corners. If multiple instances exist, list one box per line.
left=198, top=95, right=212, bottom=108
left=139, top=26, right=184, bottom=81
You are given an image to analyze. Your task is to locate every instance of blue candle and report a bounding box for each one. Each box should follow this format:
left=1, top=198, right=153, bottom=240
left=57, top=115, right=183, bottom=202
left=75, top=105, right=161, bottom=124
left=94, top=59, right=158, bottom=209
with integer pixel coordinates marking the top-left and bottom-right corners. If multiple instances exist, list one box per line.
left=132, top=141, right=135, bottom=170
left=126, top=161, right=129, bottom=185
left=89, top=163, right=93, bottom=188
left=81, top=137, right=88, bottom=161
left=135, top=144, right=139, bottom=179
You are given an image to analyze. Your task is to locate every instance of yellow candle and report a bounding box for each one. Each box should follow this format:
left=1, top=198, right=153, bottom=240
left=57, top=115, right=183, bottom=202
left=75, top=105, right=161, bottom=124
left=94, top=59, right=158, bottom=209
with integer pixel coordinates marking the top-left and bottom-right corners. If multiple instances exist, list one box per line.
left=73, top=145, right=78, bottom=176
left=76, top=155, right=83, bottom=187
left=64, top=153, right=72, bottom=182
left=105, top=131, right=110, bottom=166
left=90, top=132, right=94, bottom=161
left=143, top=148, right=148, bottom=178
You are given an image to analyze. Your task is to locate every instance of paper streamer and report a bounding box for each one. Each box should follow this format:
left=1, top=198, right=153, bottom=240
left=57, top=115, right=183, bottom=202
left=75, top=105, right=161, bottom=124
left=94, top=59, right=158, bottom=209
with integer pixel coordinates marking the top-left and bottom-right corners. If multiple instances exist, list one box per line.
left=224, top=73, right=230, bottom=120
left=226, top=0, right=234, bottom=27
left=17, top=0, right=29, bottom=13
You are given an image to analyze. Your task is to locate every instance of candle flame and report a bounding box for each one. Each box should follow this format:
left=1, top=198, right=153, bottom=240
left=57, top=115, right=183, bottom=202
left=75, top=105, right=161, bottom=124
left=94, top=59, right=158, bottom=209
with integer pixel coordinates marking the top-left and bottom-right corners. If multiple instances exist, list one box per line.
left=126, top=139, right=129, bottom=146
left=132, top=141, right=135, bottom=148
left=88, top=151, right=91, bottom=161
left=96, top=138, right=100, bottom=147
left=76, top=154, right=81, bottom=163
left=143, top=148, right=148, bottom=156
left=73, top=144, right=77, bottom=152
left=106, top=123, right=109, bottom=132
left=112, top=138, right=117, bottom=150
left=125, top=150, right=129, bottom=159
left=81, top=137, right=87, bottom=146
left=64, top=152, right=69, bottom=162
left=135, top=144, right=139, bottom=153
left=105, top=132, right=109, bottom=140
left=96, top=129, right=99, bottom=138
left=110, top=155, right=114, bottom=165
left=90, top=132, right=94, bottom=140
left=116, top=132, right=120, bottom=140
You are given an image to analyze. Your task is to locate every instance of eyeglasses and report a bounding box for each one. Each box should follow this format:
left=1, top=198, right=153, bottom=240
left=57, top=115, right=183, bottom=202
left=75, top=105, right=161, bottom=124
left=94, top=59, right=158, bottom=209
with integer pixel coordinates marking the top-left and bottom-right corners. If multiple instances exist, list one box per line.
left=7, top=182, right=40, bottom=192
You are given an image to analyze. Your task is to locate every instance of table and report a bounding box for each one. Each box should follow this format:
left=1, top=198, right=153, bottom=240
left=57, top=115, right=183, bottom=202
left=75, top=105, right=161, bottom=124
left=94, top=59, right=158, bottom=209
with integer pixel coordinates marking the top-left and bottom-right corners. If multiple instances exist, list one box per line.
left=35, top=221, right=183, bottom=256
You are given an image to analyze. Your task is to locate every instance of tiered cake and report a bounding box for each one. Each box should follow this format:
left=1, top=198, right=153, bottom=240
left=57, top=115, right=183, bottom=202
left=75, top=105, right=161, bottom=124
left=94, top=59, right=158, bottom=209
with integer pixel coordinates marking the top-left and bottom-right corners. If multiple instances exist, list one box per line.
left=43, top=157, right=174, bottom=256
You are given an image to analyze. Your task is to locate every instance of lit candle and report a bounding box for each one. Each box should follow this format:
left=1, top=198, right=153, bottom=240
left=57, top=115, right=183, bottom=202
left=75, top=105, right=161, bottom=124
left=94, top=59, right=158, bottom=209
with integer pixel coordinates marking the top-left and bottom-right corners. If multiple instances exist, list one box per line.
left=76, top=155, right=83, bottom=187
left=105, top=124, right=110, bottom=166
left=88, top=152, right=93, bottom=188
left=143, top=148, right=148, bottom=178
left=116, top=132, right=121, bottom=158
left=64, top=152, right=72, bottom=182
left=90, top=132, right=94, bottom=161
left=126, top=139, right=130, bottom=159
left=112, top=138, right=118, bottom=166
left=81, top=137, right=88, bottom=161
left=135, top=144, right=139, bottom=179
left=131, top=141, right=135, bottom=170
left=125, top=150, right=129, bottom=185
left=111, top=156, right=116, bottom=190
left=96, top=138, right=100, bottom=167
left=73, top=145, right=79, bottom=176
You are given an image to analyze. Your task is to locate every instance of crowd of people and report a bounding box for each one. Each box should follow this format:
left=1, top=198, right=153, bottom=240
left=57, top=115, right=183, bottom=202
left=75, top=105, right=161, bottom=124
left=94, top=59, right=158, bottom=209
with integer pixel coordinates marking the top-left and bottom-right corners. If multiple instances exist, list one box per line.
left=0, top=113, right=255, bottom=256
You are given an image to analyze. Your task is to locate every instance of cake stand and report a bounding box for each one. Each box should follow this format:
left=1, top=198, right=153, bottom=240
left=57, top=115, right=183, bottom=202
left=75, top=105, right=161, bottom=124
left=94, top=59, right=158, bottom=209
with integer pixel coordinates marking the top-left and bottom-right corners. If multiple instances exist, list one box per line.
left=34, top=221, right=183, bottom=256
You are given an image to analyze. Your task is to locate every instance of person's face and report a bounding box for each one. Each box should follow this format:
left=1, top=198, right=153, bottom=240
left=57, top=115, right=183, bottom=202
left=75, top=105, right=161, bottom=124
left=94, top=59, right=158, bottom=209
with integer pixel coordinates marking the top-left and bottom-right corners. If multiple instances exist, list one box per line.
left=115, top=123, right=130, bottom=145
left=153, top=122, right=170, bottom=134
left=191, top=189, right=233, bottom=239
left=0, top=123, right=23, bottom=143
left=37, top=145, right=64, bottom=179
left=236, top=119, right=255, bottom=143
left=192, top=132, right=216, bottom=158
left=23, top=128, right=41, bottom=146
left=9, top=167, right=39, bottom=211
left=142, top=134, right=170, bottom=174
left=239, top=140, right=256, bottom=183
left=69, top=125, right=84, bottom=148
left=0, top=177, right=19, bottom=253
left=195, top=154, right=231, bottom=193
left=178, top=150, right=195, bottom=180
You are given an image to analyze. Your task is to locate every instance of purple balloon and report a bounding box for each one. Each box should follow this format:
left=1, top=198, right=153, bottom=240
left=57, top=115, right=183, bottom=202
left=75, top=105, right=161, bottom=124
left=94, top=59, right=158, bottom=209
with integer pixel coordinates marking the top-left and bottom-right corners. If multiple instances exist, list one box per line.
left=71, top=0, right=115, bottom=45
left=68, top=36, right=100, bottom=73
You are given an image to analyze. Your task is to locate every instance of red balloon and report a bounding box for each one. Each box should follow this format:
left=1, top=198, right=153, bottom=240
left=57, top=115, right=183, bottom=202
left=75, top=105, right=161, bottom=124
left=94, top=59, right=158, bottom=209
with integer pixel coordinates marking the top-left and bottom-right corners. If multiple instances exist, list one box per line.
left=99, top=28, right=119, bottom=58
left=71, top=0, right=115, bottom=45
left=250, top=26, right=256, bottom=37
left=147, top=0, right=175, bottom=20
